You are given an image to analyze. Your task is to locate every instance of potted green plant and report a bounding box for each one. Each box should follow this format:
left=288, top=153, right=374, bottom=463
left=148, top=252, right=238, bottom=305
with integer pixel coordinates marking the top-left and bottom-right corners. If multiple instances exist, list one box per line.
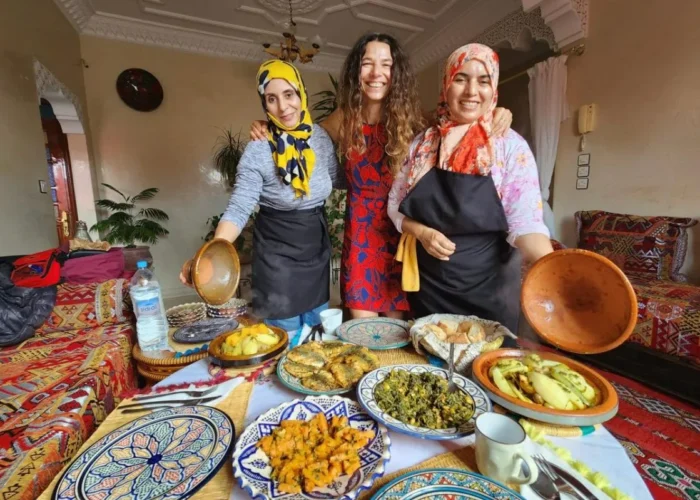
left=91, top=183, right=169, bottom=268
left=311, top=73, right=339, bottom=121
left=214, top=128, right=247, bottom=188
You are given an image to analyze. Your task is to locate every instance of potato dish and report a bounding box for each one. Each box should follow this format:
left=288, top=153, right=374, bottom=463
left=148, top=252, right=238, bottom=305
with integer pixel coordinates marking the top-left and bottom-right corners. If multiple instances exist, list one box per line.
left=374, top=370, right=475, bottom=429
left=489, top=353, right=601, bottom=410
left=219, top=323, right=280, bottom=356
left=283, top=341, right=380, bottom=392
left=257, top=413, right=375, bottom=494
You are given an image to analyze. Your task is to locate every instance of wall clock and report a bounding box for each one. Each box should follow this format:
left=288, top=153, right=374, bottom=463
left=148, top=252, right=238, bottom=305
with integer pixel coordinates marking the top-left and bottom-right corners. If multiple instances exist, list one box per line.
left=116, top=68, right=164, bottom=112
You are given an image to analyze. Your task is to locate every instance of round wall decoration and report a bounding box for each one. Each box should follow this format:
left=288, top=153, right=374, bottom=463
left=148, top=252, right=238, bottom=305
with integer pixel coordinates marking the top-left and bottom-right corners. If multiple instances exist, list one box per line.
left=116, top=68, right=164, bottom=112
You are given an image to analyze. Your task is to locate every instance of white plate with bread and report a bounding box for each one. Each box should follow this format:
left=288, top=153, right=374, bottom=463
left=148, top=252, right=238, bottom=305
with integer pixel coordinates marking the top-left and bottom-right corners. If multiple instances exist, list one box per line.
left=410, top=314, right=515, bottom=374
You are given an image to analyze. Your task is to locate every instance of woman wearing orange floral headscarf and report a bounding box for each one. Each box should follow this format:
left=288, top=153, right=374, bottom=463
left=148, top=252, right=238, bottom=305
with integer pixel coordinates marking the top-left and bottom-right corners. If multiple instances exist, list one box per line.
left=388, top=44, right=553, bottom=333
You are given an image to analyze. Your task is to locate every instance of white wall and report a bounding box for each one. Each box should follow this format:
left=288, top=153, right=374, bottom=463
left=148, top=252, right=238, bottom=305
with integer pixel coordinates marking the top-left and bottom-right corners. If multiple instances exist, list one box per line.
left=553, top=0, right=700, bottom=283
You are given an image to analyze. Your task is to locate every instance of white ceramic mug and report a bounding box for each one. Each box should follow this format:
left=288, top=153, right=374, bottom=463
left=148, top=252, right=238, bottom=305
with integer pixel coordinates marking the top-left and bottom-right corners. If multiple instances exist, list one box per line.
left=475, top=412, right=538, bottom=486
left=320, top=308, right=343, bottom=339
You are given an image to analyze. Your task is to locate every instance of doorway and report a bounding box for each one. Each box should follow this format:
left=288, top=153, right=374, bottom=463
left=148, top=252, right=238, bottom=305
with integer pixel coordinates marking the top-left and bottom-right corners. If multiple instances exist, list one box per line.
left=40, top=99, right=78, bottom=246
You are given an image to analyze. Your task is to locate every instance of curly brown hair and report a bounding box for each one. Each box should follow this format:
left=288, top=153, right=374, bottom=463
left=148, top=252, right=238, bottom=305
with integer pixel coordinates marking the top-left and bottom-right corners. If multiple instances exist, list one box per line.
left=337, top=33, right=425, bottom=176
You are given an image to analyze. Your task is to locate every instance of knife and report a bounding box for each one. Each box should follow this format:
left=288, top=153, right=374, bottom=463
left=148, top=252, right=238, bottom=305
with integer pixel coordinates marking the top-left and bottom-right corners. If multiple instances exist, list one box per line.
left=132, top=385, right=216, bottom=402
left=119, top=395, right=219, bottom=411
left=550, top=462, right=598, bottom=500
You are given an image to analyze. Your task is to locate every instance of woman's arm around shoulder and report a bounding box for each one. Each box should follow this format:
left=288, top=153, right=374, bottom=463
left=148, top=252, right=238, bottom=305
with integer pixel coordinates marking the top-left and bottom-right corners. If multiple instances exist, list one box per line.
left=499, top=130, right=553, bottom=264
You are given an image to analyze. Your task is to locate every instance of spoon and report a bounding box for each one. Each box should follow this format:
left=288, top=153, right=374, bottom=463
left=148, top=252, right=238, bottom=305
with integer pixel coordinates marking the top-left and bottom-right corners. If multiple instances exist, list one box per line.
left=447, top=343, right=457, bottom=393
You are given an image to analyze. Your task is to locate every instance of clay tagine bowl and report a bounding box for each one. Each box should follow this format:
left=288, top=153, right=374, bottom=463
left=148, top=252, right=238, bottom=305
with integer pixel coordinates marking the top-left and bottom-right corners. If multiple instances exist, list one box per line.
left=472, top=348, right=619, bottom=426
left=182, top=238, right=241, bottom=306
left=521, top=248, right=637, bottom=354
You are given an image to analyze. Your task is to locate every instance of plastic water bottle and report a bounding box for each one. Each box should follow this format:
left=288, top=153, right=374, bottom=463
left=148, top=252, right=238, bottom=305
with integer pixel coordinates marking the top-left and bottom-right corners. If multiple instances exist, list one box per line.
left=130, top=261, right=169, bottom=351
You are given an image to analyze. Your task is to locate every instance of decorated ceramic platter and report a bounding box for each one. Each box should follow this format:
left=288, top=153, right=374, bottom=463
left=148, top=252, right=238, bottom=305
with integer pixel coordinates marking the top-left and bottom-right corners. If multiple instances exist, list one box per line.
left=52, top=406, right=234, bottom=500
left=276, top=342, right=354, bottom=396
left=472, top=349, right=619, bottom=426
left=172, top=317, right=239, bottom=343
left=372, top=468, right=525, bottom=500
left=336, top=318, right=410, bottom=350
left=357, top=364, right=492, bottom=440
left=233, top=395, right=391, bottom=500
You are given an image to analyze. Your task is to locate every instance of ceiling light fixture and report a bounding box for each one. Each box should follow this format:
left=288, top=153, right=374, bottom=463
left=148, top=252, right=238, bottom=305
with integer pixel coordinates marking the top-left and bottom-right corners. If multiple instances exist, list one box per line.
left=262, top=0, right=321, bottom=64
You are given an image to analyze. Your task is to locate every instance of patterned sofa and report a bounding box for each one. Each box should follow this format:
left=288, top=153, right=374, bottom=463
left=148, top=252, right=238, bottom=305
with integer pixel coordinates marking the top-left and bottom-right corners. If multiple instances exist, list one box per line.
left=0, top=279, right=137, bottom=500
left=575, top=210, right=700, bottom=365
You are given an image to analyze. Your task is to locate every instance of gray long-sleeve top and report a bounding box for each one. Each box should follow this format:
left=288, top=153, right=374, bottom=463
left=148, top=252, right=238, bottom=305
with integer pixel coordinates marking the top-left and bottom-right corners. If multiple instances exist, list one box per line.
left=221, top=125, right=345, bottom=230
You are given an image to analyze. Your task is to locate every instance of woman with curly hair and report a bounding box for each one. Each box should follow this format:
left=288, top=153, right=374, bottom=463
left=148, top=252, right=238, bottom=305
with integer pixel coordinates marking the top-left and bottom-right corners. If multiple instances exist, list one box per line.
left=250, top=33, right=511, bottom=320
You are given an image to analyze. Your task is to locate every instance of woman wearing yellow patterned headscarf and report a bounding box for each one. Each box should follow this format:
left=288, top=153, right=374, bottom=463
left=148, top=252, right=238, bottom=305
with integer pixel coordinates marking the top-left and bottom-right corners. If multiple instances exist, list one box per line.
left=181, top=59, right=345, bottom=346
left=256, top=59, right=315, bottom=198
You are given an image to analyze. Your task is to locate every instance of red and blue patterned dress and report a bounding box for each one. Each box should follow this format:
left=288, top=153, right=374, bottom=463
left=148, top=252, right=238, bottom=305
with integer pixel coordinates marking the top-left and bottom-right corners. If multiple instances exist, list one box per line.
left=341, top=123, right=410, bottom=313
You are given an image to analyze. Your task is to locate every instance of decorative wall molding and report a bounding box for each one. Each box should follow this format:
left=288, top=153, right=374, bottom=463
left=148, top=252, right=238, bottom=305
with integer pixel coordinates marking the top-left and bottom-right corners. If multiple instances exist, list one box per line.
left=521, top=0, right=588, bottom=48
left=34, top=60, right=85, bottom=134
left=411, top=0, right=523, bottom=72
left=82, top=13, right=345, bottom=73
left=472, top=7, right=555, bottom=50
left=52, top=0, right=94, bottom=31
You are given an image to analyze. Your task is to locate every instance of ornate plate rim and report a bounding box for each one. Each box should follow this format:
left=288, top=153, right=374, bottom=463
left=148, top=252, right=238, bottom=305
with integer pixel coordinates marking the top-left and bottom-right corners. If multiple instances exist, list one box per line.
left=336, top=318, right=410, bottom=350
left=371, top=467, right=526, bottom=500
left=52, top=406, right=235, bottom=500
left=357, top=364, right=492, bottom=440
left=232, top=395, right=392, bottom=500
left=275, top=342, right=356, bottom=396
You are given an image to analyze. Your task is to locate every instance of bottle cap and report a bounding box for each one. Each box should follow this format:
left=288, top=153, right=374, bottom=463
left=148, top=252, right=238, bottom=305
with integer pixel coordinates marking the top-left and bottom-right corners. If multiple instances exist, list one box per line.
left=137, top=261, right=148, bottom=269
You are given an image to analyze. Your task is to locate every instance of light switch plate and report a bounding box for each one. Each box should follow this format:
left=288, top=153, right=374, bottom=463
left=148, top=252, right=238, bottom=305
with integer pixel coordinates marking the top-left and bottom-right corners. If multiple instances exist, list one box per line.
left=578, top=153, right=590, bottom=165
left=577, top=166, right=590, bottom=177
left=576, top=178, right=589, bottom=190
left=38, top=180, right=47, bottom=193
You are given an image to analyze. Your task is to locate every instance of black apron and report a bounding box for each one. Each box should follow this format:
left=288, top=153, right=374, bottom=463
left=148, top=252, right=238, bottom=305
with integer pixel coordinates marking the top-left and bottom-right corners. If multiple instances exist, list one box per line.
left=398, top=168, right=522, bottom=334
left=251, top=205, right=330, bottom=320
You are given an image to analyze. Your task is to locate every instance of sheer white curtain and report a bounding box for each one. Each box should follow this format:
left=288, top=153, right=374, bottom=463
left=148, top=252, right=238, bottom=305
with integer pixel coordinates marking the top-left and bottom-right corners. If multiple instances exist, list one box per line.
left=528, top=55, right=569, bottom=238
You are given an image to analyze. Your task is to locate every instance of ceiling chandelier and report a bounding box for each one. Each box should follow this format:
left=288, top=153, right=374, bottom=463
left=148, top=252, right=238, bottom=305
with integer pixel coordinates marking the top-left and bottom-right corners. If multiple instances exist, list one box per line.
left=262, top=0, right=321, bottom=64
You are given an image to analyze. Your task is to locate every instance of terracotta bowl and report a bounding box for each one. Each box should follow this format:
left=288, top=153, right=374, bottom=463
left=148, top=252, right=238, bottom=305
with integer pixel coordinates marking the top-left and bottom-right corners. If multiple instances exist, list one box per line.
left=521, top=249, right=637, bottom=354
left=472, top=348, right=619, bottom=426
left=208, top=325, right=288, bottom=369
left=182, top=239, right=241, bottom=306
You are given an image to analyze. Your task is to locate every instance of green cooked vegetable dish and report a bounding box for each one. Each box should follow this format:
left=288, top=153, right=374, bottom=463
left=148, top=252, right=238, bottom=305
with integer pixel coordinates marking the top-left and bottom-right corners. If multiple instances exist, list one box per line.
left=374, top=370, right=475, bottom=429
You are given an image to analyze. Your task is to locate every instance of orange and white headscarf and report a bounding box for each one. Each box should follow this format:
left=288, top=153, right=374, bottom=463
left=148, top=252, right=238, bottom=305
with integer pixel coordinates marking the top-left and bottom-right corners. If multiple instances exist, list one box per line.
left=407, top=44, right=500, bottom=191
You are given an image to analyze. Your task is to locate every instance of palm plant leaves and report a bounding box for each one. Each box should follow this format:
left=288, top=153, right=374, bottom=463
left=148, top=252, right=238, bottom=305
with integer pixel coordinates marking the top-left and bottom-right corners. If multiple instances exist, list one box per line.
left=92, top=183, right=169, bottom=247
left=131, top=188, right=159, bottom=202
left=138, top=208, right=169, bottom=221
left=311, top=73, right=339, bottom=121
left=101, top=183, right=128, bottom=201
left=96, top=200, right=134, bottom=211
left=214, top=129, right=247, bottom=188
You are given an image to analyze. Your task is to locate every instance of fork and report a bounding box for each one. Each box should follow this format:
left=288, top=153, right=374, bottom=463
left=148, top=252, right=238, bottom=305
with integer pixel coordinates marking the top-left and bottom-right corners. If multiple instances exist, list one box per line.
left=302, top=325, right=324, bottom=345
left=534, top=455, right=584, bottom=500
left=131, top=385, right=216, bottom=402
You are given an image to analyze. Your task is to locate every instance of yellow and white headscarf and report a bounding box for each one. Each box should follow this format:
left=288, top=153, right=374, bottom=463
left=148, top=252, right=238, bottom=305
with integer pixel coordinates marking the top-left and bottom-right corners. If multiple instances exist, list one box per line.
left=256, top=60, right=315, bottom=198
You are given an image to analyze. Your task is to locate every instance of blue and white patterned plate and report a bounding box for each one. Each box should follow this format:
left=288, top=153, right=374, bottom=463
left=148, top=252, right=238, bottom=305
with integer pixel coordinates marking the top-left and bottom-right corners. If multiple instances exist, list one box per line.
left=233, top=395, right=391, bottom=500
left=53, top=406, right=234, bottom=500
left=371, top=468, right=525, bottom=500
left=276, top=343, right=354, bottom=396
left=336, top=318, right=410, bottom=350
left=357, top=364, right=492, bottom=440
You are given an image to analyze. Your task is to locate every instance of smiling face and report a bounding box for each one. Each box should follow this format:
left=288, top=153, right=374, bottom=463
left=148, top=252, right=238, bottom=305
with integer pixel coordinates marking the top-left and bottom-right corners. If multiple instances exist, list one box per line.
left=359, top=41, right=393, bottom=103
left=264, top=78, right=301, bottom=127
left=445, top=59, right=494, bottom=125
